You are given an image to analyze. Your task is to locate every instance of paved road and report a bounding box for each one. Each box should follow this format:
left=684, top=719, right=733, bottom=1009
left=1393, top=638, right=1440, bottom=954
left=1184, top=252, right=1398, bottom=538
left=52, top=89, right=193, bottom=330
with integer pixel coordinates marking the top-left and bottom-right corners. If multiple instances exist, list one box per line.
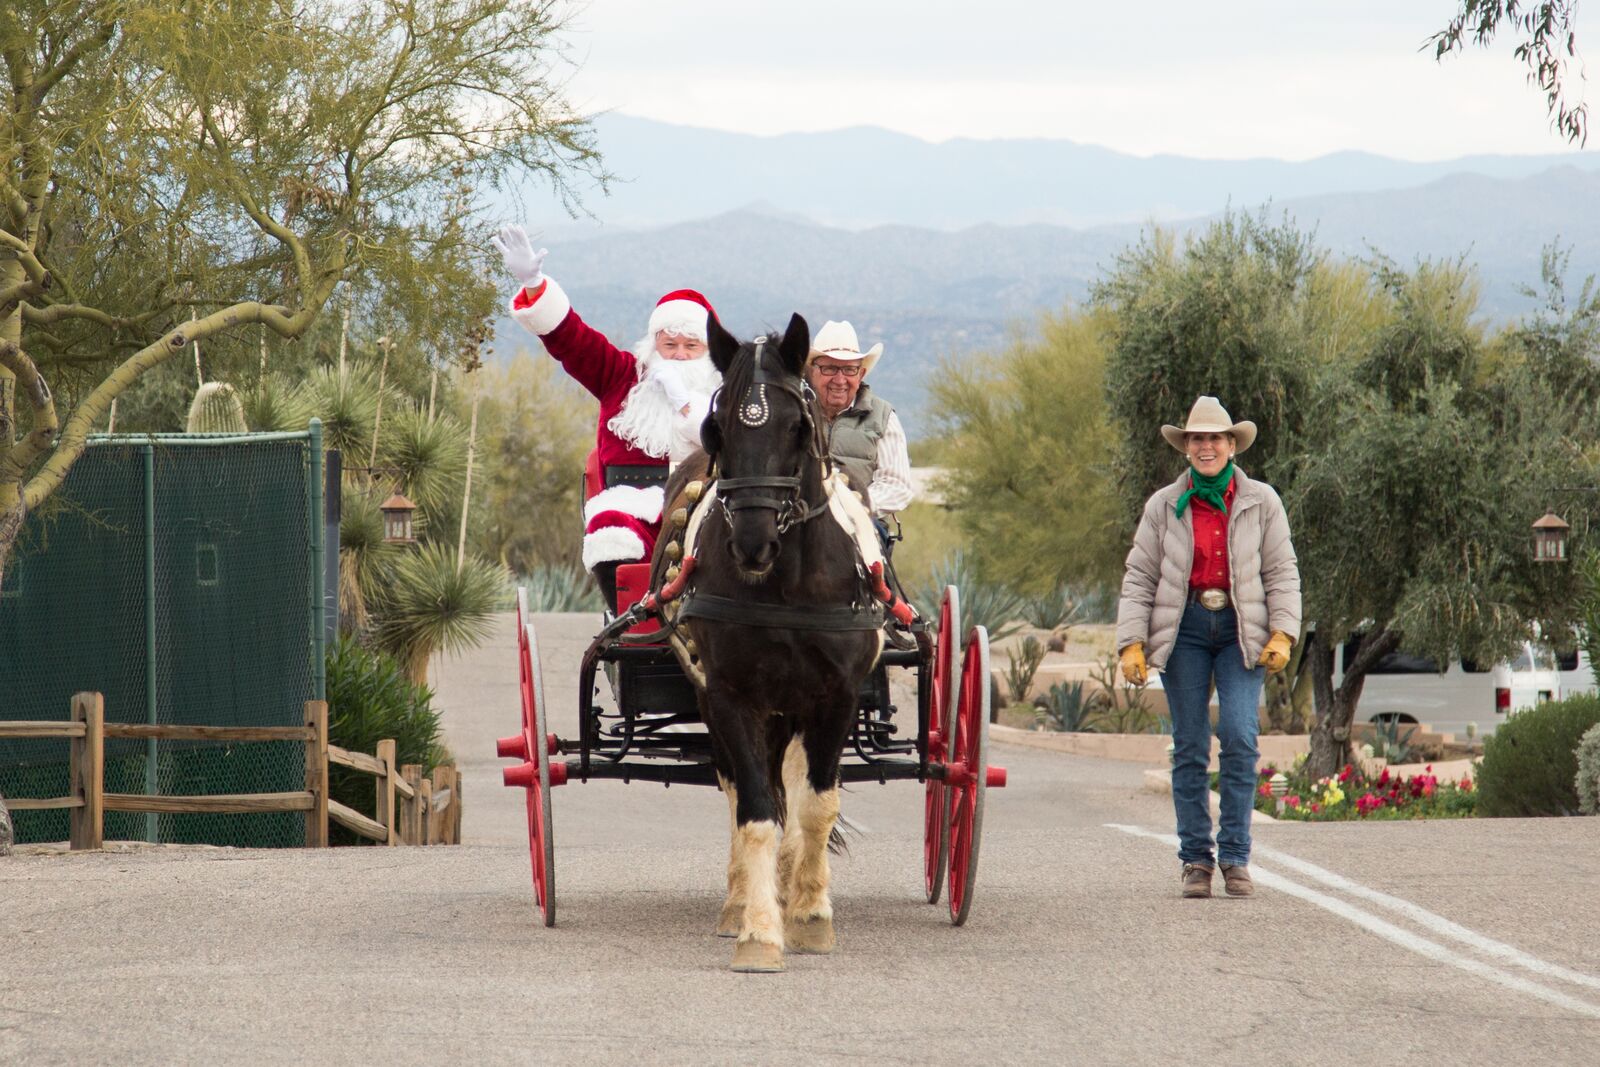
left=3, top=611, right=1598, bottom=1065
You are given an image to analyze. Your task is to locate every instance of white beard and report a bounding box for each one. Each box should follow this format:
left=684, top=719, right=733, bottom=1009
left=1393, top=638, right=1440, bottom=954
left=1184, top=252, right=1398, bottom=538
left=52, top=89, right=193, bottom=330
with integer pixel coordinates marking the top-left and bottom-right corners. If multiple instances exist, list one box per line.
left=606, top=337, right=722, bottom=460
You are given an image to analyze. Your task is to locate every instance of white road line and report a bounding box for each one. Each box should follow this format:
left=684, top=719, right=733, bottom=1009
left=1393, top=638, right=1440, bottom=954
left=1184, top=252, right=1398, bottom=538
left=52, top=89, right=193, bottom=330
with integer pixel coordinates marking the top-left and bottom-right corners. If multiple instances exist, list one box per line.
left=1106, top=824, right=1600, bottom=1021
left=1251, top=843, right=1600, bottom=994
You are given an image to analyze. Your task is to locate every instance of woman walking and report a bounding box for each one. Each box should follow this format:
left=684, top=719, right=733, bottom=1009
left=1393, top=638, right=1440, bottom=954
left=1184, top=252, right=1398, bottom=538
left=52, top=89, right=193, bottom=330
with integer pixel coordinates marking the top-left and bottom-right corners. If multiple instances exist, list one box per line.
left=1116, top=396, right=1301, bottom=899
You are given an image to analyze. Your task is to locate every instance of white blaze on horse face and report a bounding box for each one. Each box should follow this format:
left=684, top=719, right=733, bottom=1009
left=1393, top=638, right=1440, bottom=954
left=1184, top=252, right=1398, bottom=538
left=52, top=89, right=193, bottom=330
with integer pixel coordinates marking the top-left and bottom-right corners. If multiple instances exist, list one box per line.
left=737, top=820, right=784, bottom=950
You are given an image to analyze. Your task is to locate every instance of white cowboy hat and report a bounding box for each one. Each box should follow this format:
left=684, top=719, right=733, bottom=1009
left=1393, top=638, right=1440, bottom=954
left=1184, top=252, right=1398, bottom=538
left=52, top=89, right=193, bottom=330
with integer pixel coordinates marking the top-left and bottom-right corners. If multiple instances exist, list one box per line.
left=810, top=320, right=883, bottom=377
left=1160, top=395, right=1258, bottom=454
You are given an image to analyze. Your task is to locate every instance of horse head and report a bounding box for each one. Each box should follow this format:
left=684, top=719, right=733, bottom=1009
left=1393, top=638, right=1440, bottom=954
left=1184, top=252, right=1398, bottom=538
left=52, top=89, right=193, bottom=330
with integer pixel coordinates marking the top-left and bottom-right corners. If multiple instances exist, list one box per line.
left=703, top=312, right=820, bottom=581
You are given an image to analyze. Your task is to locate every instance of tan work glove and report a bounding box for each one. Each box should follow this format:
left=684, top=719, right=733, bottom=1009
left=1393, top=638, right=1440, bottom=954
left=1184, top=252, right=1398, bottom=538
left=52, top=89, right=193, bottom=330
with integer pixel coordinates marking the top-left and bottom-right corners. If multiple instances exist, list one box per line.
left=1258, top=630, right=1293, bottom=674
left=1119, top=643, right=1147, bottom=686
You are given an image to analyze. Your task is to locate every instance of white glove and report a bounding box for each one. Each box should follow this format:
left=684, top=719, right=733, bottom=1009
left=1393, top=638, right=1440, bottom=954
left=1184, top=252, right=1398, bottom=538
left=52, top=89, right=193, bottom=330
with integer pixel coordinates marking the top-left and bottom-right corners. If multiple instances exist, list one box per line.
left=491, top=224, right=548, bottom=288
left=648, top=360, right=694, bottom=411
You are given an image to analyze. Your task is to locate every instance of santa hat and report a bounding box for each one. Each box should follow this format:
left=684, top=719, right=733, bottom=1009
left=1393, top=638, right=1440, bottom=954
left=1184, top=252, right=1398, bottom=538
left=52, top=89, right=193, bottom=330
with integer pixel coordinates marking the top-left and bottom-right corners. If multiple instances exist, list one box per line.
left=647, top=289, right=716, bottom=341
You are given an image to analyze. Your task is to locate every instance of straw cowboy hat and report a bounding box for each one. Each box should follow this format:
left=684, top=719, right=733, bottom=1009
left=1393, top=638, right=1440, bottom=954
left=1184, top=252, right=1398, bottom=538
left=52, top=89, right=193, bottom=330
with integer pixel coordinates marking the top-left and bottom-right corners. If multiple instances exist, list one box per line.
left=810, top=320, right=883, bottom=377
left=1160, top=395, right=1257, bottom=454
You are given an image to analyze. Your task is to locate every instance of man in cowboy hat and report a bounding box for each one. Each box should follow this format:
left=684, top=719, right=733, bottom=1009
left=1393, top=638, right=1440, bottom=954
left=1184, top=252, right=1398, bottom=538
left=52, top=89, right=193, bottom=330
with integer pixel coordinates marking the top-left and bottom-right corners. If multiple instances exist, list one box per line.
left=805, top=320, right=914, bottom=525
left=493, top=223, right=721, bottom=597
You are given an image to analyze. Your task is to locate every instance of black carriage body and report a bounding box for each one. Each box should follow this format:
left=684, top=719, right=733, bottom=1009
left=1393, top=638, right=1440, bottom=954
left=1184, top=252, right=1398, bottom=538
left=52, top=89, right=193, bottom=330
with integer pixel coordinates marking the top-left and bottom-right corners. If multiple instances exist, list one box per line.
left=568, top=638, right=932, bottom=789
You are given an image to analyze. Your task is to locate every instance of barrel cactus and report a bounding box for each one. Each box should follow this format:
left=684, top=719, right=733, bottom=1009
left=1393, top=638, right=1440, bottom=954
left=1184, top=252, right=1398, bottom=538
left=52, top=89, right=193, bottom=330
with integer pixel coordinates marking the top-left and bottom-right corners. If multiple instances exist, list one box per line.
left=186, top=381, right=249, bottom=433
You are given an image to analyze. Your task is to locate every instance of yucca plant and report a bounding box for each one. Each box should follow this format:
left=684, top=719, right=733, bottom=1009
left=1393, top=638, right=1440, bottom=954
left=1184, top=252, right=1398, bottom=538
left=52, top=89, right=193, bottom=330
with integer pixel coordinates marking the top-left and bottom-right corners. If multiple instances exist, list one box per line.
left=372, top=543, right=505, bottom=684
left=185, top=381, right=249, bottom=433
left=244, top=374, right=316, bottom=433
left=338, top=490, right=399, bottom=633
left=291, top=364, right=383, bottom=458
left=379, top=407, right=467, bottom=523
left=518, top=562, right=604, bottom=613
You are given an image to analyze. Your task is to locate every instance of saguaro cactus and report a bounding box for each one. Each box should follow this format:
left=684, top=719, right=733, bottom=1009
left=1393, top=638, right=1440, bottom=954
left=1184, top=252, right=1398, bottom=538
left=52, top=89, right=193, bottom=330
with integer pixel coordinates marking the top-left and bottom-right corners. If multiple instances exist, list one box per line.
left=186, top=382, right=249, bottom=434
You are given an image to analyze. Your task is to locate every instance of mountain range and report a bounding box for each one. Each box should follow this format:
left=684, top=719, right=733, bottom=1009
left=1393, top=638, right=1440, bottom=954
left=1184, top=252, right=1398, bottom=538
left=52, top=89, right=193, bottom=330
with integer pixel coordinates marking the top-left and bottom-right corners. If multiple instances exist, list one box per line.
left=493, top=117, right=1600, bottom=435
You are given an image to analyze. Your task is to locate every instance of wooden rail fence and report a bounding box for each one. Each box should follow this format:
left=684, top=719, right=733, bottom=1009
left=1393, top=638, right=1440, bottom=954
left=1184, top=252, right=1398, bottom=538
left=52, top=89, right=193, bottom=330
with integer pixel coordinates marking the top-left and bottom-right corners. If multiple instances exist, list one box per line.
left=0, top=692, right=460, bottom=849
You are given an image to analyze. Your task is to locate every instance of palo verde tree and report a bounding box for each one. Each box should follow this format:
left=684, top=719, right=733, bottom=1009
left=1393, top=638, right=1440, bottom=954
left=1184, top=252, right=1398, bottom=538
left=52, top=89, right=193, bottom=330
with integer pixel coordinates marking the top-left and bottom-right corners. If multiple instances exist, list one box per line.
left=0, top=0, right=602, bottom=581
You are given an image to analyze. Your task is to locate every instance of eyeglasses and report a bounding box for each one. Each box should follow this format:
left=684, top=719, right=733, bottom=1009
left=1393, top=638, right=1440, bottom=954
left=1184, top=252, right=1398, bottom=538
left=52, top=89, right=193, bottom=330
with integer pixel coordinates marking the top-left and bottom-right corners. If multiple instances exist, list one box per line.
left=812, top=363, right=862, bottom=379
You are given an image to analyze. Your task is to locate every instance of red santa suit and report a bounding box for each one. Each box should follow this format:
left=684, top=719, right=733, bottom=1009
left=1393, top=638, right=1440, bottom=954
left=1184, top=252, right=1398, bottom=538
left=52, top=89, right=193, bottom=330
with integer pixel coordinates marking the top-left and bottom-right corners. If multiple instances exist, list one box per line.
left=510, top=278, right=719, bottom=571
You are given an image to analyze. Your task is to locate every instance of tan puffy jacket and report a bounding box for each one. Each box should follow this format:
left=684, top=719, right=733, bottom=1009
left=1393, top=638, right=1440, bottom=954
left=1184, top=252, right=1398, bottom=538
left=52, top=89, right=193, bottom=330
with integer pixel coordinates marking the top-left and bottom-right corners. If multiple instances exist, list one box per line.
left=1116, top=466, right=1302, bottom=672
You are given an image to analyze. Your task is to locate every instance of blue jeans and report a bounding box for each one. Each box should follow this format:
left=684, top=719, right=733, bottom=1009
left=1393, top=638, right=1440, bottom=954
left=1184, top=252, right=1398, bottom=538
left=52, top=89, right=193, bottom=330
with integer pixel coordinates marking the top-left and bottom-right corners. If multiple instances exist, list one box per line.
left=1162, top=602, right=1264, bottom=869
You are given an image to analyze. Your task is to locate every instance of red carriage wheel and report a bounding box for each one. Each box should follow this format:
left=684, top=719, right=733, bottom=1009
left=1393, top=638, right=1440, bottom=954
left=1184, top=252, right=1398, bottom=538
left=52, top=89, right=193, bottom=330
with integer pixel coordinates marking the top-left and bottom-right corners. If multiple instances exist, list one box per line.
left=947, top=624, right=1002, bottom=926
left=924, top=586, right=960, bottom=904
left=500, top=598, right=557, bottom=927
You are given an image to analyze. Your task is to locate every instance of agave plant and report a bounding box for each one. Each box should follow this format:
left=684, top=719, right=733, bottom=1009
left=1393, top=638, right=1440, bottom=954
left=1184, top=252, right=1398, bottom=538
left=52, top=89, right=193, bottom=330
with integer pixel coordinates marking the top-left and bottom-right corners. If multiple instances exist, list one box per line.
left=915, top=549, right=1025, bottom=645
left=519, top=562, right=604, bottom=613
left=372, top=542, right=506, bottom=685
left=379, top=407, right=467, bottom=526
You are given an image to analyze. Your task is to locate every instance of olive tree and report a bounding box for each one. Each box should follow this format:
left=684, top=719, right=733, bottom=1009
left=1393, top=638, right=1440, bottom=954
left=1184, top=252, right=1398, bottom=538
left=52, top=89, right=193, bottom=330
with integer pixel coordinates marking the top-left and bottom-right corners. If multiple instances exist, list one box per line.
left=0, top=0, right=602, bottom=581
left=1285, top=257, right=1600, bottom=777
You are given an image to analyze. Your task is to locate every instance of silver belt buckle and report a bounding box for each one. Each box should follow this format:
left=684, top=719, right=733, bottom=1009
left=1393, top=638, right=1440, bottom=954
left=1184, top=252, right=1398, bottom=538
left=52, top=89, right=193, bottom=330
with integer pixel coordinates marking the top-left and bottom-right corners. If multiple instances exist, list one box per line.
left=1198, top=589, right=1229, bottom=611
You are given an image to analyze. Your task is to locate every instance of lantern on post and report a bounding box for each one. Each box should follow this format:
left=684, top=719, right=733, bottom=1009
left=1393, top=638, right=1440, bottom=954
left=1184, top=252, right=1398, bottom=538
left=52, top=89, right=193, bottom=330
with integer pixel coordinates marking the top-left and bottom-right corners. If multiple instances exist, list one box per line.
left=1269, top=772, right=1289, bottom=816
left=1532, top=512, right=1570, bottom=564
left=381, top=493, right=417, bottom=544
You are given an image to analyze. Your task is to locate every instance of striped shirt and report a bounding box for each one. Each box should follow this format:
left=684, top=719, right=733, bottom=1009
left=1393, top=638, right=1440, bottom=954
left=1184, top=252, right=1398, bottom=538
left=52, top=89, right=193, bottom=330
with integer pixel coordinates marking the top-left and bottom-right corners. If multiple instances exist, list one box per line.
left=869, top=410, right=915, bottom=514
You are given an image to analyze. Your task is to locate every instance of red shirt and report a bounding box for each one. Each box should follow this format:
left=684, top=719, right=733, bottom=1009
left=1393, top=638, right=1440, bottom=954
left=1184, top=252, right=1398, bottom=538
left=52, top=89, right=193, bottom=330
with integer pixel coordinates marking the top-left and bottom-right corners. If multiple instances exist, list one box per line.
left=1188, top=476, right=1235, bottom=590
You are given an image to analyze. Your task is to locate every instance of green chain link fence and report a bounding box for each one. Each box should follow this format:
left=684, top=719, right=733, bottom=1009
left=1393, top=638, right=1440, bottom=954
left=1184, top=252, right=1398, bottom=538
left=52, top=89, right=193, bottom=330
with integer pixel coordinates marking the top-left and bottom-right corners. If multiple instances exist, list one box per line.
left=0, top=427, right=328, bottom=847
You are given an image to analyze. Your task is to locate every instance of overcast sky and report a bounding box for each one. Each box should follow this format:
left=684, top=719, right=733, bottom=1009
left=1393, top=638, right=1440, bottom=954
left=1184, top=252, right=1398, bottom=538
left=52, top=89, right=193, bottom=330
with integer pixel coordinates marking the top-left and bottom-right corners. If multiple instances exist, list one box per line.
left=551, top=1, right=1595, bottom=160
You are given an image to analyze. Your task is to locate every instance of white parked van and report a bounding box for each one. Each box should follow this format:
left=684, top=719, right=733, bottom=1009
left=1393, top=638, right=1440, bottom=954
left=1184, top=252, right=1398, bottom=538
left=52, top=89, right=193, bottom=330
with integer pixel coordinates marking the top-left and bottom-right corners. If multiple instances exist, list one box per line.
left=1557, top=646, right=1595, bottom=697
left=1340, top=637, right=1561, bottom=739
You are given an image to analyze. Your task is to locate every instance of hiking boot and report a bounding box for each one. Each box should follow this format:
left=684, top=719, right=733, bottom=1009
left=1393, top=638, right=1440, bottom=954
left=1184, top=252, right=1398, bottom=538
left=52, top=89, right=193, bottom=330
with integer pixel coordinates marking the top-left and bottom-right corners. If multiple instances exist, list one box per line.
left=1181, top=863, right=1213, bottom=898
left=1220, top=863, right=1254, bottom=897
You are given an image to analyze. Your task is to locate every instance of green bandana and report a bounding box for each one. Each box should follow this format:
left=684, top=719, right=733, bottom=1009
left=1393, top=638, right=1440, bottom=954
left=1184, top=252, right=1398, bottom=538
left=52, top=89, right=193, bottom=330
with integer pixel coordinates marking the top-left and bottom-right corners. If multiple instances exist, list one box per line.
left=1175, top=461, right=1234, bottom=519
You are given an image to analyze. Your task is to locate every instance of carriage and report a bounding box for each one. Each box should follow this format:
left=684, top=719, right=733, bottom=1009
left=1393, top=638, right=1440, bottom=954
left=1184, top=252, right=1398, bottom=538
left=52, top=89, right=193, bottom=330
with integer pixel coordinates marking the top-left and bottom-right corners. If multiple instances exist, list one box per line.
left=496, top=320, right=1008, bottom=962
left=496, top=518, right=1008, bottom=930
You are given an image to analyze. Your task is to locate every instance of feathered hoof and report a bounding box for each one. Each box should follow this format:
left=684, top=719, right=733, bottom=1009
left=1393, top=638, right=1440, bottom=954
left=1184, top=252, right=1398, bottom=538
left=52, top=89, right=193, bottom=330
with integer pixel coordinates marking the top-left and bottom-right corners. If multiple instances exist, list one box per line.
left=784, top=915, right=835, bottom=955
left=715, top=900, right=744, bottom=938
left=730, top=937, right=785, bottom=973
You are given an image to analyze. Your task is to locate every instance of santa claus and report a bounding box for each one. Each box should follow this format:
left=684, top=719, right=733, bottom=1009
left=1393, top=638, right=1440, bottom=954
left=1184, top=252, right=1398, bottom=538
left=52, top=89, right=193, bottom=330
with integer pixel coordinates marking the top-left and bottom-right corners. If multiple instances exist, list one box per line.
left=493, top=223, right=721, bottom=589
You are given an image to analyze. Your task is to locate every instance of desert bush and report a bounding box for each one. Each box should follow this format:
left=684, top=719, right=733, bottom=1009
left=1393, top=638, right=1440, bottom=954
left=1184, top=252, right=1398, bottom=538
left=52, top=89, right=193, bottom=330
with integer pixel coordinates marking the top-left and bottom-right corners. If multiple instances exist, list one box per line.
left=324, top=636, right=447, bottom=845
left=1477, top=695, right=1600, bottom=817
left=1576, top=722, right=1600, bottom=815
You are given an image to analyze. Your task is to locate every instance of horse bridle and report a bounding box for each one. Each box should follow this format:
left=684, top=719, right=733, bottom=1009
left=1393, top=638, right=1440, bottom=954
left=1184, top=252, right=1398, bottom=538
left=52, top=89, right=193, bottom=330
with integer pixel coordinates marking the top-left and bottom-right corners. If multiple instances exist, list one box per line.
left=711, top=337, right=829, bottom=535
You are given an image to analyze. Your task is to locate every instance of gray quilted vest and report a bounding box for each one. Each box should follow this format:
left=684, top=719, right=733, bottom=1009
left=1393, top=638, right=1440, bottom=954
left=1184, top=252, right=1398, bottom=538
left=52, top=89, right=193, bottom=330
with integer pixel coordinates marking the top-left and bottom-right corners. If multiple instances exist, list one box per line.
left=824, top=383, right=893, bottom=510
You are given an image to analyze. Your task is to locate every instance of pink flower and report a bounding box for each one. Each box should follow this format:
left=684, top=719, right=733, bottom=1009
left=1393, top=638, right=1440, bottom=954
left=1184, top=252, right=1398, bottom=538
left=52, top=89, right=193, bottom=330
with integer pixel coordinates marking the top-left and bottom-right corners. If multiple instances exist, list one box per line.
left=1285, top=795, right=1301, bottom=808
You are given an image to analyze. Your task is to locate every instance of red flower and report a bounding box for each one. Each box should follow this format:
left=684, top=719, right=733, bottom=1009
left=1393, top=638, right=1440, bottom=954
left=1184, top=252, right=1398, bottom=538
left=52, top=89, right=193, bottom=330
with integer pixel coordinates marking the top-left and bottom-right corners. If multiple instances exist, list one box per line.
left=1286, top=795, right=1301, bottom=808
left=1310, top=802, right=1322, bottom=813
left=1259, top=782, right=1273, bottom=797
left=1377, top=767, right=1391, bottom=787
left=1338, top=764, right=1353, bottom=783
left=1460, top=776, right=1474, bottom=792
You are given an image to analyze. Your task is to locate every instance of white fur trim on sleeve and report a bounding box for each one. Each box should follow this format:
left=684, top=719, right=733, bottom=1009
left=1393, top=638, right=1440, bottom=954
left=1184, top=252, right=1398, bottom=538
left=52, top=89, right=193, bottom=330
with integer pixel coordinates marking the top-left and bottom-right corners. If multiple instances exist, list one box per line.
left=508, top=276, right=573, bottom=336
left=582, top=526, right=647, bottom=570
left=582, top=484, right=665, bottom=524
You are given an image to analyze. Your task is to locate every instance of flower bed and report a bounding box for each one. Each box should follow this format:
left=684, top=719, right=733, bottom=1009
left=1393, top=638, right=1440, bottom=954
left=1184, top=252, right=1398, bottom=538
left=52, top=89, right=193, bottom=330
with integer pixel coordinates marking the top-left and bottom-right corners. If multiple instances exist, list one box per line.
left=1214, top=757, right=1478, bottom=821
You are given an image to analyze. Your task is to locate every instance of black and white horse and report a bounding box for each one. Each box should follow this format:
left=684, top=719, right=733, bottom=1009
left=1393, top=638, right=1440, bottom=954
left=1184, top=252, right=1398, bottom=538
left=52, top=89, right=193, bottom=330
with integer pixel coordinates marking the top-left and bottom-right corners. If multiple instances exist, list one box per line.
left=657, top=314, right=882, bottom=973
